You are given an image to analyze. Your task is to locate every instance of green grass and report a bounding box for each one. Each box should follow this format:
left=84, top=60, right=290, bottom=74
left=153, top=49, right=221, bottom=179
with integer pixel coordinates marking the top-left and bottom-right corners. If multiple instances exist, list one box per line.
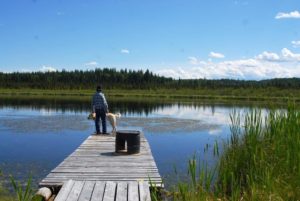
left=10, top=176, right=34, bottom=201
left=155, top=104, right=300, bottom=200
left=0, top=169, right=37, bottom=201
left=217, top=105, right=300, bottom=200
left=1, top=87, right=300, bottom=104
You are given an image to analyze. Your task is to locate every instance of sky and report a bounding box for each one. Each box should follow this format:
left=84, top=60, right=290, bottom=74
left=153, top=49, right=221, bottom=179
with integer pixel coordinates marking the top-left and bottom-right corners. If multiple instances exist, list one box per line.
left=0, top=0, right=300, bottom=80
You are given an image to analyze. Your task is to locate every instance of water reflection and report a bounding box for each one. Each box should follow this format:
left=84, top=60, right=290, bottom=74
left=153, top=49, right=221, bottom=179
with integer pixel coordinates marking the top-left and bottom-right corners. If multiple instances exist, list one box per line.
left=0, top=96, right=174, bottom=115
left=0, top=96, right=268, bottom=116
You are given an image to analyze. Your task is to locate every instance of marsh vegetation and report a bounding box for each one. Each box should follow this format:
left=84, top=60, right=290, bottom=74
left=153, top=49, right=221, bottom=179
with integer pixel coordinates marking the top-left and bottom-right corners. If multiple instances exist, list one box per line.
left=160, top=105, right=300, bottom=200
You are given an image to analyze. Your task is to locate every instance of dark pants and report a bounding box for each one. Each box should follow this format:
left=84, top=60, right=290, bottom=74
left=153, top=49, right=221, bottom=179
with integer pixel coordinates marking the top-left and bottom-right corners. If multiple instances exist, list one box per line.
left=95, top=109, right=107, bottom=133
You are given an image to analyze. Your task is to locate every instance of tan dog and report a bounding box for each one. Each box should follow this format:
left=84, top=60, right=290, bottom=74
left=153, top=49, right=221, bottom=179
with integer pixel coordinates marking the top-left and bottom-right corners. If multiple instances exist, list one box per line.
left=106, top=113, right=121, bottom=133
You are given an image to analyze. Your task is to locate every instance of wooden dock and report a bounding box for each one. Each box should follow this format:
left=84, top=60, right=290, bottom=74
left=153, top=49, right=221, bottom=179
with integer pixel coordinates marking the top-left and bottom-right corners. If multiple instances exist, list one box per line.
left=39, top=134, right=162, bottom=201
left=54, top=180, right=151, bottom=201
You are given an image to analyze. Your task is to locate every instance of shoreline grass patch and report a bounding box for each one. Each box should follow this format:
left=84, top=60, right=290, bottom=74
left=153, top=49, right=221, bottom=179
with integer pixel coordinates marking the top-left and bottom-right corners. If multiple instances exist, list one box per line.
left=1, top=88, right=300, bottom=104
left=217, top=105, right=300, bottom=199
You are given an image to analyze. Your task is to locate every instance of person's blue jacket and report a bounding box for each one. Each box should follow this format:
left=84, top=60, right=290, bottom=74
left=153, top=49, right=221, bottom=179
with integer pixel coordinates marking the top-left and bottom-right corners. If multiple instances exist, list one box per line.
left=92, top=92, right=108, bottom=113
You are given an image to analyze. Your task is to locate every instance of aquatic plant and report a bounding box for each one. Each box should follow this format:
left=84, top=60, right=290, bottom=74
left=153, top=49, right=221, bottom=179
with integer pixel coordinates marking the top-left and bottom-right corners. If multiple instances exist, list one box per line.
left=164, top=156, right=217, bottom=201
left=10, top=175, right=34, bottom=201
left=217, top=105, right=300, bottom=199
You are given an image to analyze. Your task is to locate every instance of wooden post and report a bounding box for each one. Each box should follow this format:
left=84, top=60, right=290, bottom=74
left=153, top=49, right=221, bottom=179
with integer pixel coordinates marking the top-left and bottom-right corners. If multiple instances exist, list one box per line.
left=32, top=187, right=52, bottom=201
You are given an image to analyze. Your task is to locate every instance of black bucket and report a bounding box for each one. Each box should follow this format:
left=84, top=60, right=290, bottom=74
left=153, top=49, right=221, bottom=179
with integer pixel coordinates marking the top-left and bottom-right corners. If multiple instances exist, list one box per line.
left=115, top=130, right=141, bottom=154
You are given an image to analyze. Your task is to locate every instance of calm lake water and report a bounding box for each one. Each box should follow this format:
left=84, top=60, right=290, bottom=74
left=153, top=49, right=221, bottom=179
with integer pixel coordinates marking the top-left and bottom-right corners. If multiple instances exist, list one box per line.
left=0, top=97, right=270, bottom=189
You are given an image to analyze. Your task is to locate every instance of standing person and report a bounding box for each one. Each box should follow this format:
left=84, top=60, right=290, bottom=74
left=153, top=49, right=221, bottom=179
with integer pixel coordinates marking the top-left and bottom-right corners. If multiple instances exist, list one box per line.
left=92, top=85, right=109, bottom=134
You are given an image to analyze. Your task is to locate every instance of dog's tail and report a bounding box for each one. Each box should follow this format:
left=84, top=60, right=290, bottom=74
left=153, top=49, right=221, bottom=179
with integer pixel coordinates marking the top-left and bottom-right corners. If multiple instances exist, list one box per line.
left=115, top=113, right=121, bottom=118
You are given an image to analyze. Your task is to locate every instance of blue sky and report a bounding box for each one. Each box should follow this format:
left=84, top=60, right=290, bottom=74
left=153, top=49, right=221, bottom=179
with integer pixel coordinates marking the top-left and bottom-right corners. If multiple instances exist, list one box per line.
left=0, top=0, right=300, bottom=80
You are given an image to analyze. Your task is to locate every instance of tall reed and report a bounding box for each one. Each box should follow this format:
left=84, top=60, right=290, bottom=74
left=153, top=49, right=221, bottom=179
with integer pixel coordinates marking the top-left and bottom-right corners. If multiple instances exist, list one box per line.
left=218, top=105, right=300, bottom=200
left=166, top=155, right=217, bottom=201
left=159, top=105, right=300, bottom=200
left=10, top=175, right=34, bottom=201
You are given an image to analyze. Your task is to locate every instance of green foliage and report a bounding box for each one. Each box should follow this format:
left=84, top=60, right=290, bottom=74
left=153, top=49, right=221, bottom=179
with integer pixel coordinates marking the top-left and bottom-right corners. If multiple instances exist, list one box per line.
left=10, top=175, right=33, bottom=201
left=1, top=68, right=300, bottom=92
left=0, top=68, right=171, bottom=90
left=217, top=104, right=300, bottom=200
left=149, top=177, right=163, bottom=201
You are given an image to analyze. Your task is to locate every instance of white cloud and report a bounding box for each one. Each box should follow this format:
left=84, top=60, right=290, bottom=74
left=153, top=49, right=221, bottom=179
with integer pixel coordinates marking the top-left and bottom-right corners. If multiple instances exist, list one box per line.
left=281, top=48, right=300, bottom=61
left=84, top=61, right=98, bottom=67
left=222, top=58, right=258, bottom=67
left=209, top=51, right=225, bottom=59
left=156, top=49, right=300, bottom=80
left=40, top=66, right=57, bottom=72
left=156, top=69, right=182, bottom=79
left=188, top=56, right=207, bottom=65
left=121, top=49, right=130, bottom=54
left=292, top=40, right=300, bottom=48
left=275, top=10, right=300, bottom=19
left=20, top=69, right=32, bottom=73
left=158, top=67, right=198, bottom=79
left=256, top=51, right=280, bottom=61
left=157, top=61, right=295, bottom=80
left=188, top=56, right=198, bottom=65
left=255, top=48, right=300, bottom=62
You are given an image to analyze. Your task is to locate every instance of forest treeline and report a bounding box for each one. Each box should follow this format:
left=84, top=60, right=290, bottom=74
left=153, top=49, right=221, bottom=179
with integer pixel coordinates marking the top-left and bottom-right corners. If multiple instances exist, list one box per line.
left=1, top=68, right=300, bottom=90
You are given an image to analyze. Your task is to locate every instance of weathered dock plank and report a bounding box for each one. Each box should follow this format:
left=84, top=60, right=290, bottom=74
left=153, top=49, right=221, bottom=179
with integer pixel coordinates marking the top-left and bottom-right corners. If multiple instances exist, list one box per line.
left=115, top=182, right=127, bottom=201
left=54, top=180, right=75, bottom=201
left=65, top=181, right=85, bottom=201
left=102, top=181, right=116, bottom=201
left=90, top=181, right=105, bottom=201
left=139, top=181, right=151, bottom=201
left=77, top=181, right=94, bottom=201
left=40, top=135, right=162, bottom=187
left=128, top=182, right=139, bottom=201
left=54, top=180, right=152, bottom=201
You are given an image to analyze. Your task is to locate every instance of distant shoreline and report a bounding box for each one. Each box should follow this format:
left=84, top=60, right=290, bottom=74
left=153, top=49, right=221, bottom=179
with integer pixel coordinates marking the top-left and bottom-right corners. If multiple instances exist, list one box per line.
left=0, top=88, right=299, bottom=104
